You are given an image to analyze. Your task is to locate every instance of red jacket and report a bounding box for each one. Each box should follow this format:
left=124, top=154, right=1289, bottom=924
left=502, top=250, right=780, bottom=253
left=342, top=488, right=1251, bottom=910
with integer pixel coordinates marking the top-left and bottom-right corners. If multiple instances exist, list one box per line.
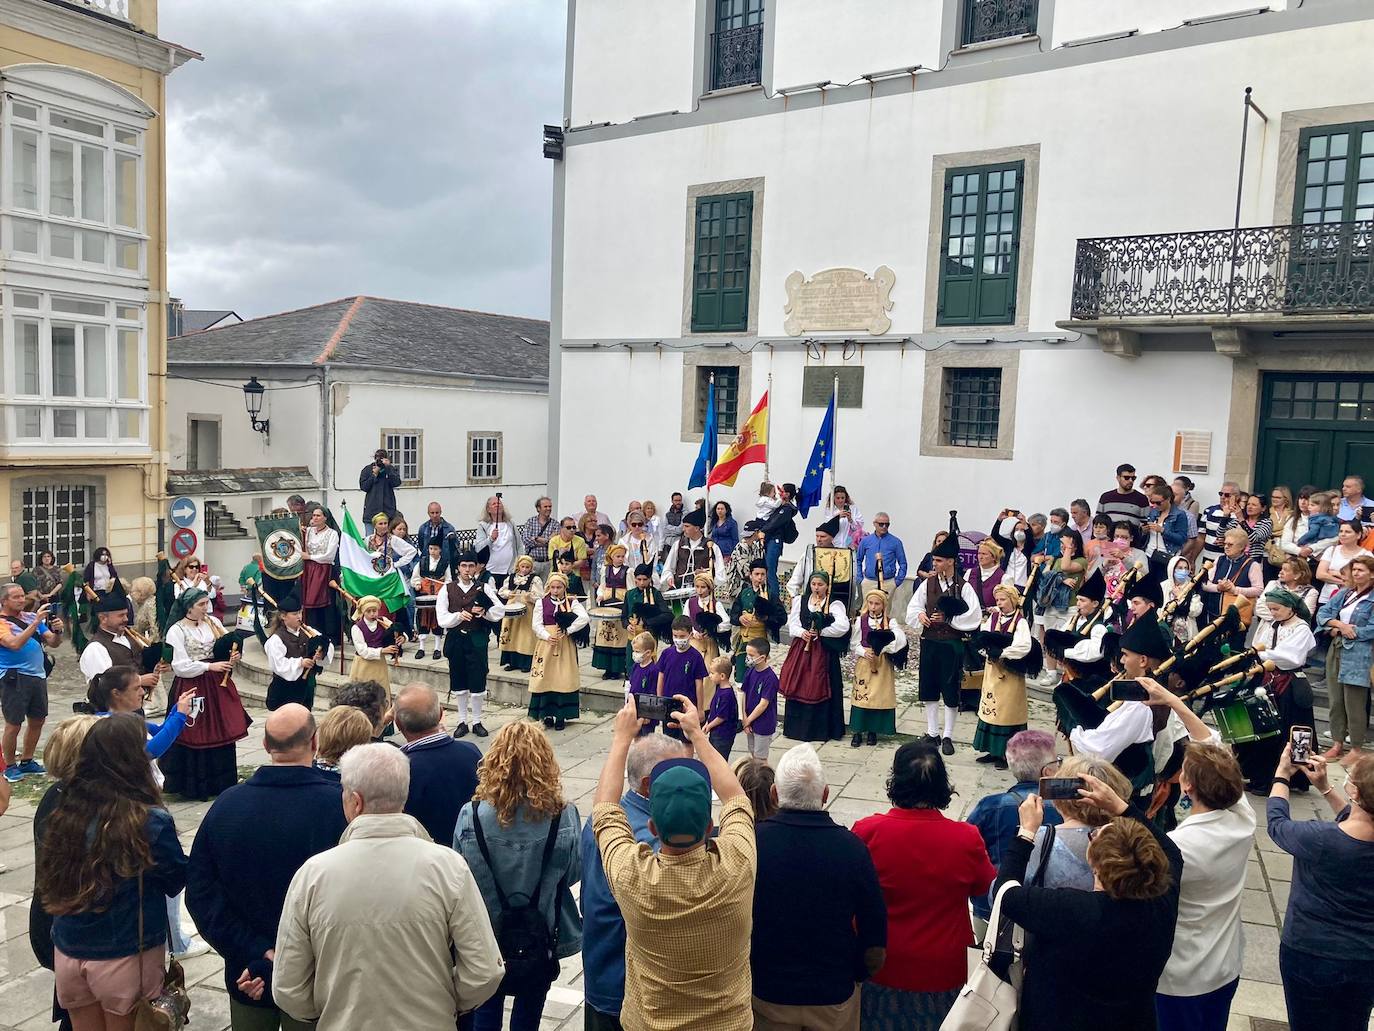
left=853, top=807, right=996, bottom=992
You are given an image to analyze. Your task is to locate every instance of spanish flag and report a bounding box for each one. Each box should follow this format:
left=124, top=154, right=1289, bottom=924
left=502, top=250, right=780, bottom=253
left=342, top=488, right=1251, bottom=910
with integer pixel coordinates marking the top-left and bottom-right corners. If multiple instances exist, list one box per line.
left=708, top=391, right=769, bottom=487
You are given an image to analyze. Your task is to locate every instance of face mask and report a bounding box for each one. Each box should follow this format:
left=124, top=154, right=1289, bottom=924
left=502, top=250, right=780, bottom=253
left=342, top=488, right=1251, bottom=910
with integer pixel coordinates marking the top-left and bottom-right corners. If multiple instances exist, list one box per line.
left=1049, top=522, right=1064, bottom=533
left=1174, top=569, right=1190, bottom=583
left=631, top=651, right=644, bottom=664
left=1014, top=531, right=1026, bottom=543
left=673, top=637, right=690, bottom=651
left=751, top=653, right=767, bottom=667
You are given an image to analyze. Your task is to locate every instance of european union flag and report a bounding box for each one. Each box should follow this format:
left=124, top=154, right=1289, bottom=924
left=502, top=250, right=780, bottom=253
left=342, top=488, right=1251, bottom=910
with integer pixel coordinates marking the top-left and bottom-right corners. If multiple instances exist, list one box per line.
left=797, top=395, right=835, bottom=517
left=688, top=375, right=718, bottom=490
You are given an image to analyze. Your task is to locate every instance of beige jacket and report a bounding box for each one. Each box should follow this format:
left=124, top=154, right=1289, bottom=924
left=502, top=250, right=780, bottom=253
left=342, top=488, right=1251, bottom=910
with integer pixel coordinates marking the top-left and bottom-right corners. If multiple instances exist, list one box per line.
left=274, top=812, right=503, bottom=1030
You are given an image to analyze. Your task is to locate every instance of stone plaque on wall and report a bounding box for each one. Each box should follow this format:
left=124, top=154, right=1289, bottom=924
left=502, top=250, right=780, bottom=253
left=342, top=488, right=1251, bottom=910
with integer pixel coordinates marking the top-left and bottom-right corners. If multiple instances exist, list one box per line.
left=783, top=266, right=895, bottom=336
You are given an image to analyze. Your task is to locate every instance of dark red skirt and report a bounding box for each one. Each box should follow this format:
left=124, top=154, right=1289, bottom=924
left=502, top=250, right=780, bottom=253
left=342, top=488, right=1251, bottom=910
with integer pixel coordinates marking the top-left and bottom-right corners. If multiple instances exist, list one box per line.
left=779, top=640, right=832, bottom=704
left=168, top=672, right=250, bottom=749
left=302, top=561, right=332, bottom=609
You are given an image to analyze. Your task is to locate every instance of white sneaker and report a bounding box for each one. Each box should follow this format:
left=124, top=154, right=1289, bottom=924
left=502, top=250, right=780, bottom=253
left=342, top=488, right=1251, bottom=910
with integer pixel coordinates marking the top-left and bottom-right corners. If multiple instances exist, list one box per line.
left=172, top=939, right=211, bottom=961
left=1040, top=670, right=1061, bottom=688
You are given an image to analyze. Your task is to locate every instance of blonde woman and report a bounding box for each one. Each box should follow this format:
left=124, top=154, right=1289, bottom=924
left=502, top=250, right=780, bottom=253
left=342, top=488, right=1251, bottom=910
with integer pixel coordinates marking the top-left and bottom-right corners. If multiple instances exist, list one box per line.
left=528, top=572, right=589, bottom=730
left=973, top=584, right=1033, bottom=769
left=499, top=555, right=542, bottom=673
left=850, top=589, right=907, bottom=749
left=454, top=721, right=582, bottom=1027
left=312, top=705, right=373, bottom=779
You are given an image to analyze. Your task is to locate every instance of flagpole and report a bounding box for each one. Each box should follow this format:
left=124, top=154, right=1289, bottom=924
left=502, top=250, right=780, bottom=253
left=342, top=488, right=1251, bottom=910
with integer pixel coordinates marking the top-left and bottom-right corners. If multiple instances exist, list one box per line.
left=763, top=373, right=772, bottom=483
left=829, top=374, right=839, bottom=511
left=705, top=372, right=714, bottom=518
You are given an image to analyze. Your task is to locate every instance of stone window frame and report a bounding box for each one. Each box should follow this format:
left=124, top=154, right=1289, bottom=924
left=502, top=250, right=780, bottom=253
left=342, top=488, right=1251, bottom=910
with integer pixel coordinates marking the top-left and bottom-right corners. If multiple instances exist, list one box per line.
left=919, top=347, right=1019, bottom=461
left=680, top=349, right=752, bottom=444
left=925, top=144, right=1040, bottom=335
left=693, top=0, right=777, bottom=100
left=682, top=177, right=765, bottom=338
left=465, top=431, right=502, bottom=486
left=940, top=0, right=1057, bottom=63
left=1272, top=101, right=1374, bottom=225
left=9, top=472, right=106, bottom=567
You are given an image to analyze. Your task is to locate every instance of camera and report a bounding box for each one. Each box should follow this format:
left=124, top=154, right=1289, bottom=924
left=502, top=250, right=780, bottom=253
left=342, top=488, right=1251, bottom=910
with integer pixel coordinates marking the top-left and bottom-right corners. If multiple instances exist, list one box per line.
left=1038, top=776, right=1086, bottom=800
left=1290, top=725, right=1313, bottom=764
left=633, top=694, right=672, bottom=722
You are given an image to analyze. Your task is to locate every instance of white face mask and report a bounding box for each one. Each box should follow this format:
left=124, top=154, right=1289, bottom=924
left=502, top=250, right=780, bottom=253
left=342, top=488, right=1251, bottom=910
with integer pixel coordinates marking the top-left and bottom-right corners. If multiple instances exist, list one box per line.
left=752, top=653, right=768, bottom=667
left=673, top=637, right=691, bottom=652
left=1014, top=530, right=1027, bottom=543
left=631, top=650, right=645, bottom=664
left=1049, top=521, right=1064, bottom=533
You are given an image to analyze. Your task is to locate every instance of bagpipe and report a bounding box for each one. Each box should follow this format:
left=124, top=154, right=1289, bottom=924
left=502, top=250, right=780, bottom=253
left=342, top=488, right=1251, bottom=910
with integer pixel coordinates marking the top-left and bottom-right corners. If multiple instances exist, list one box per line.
left=692, top=607, right=734, bottom=653
left=866, top=622, right=911, bottom=673
left=971, top=625, right=1043, bottom=679
left=628, top=588, right=674, bottom=642
left=250, top=582, right=329, bottom=673
left=743, top=592, right=787, bottom=643
left=1161, top=561, right=1213, bottom=622
left=122, top=625, right=167, bottom=676
left=331, top=579, right=402, bottom=665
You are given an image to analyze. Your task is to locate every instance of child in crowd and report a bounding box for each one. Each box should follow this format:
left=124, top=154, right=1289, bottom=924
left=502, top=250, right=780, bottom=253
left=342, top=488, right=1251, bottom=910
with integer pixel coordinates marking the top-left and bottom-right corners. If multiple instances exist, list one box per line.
left=627, top=631, right=659, bottom=734
left=656, top=616, right=708, bottom=742
left=1297, top=492, right=1340, bottom=551
left=740, top=638, right=779, bottom=762
left=702, top=656, right=740, bottom=759
left=743, top=480, right=780, bottom=532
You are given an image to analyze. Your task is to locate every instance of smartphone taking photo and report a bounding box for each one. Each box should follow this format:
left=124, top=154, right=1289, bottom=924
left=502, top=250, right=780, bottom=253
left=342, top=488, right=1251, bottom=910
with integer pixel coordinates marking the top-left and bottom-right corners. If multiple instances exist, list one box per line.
left=633, top=694, right=672, bottom=723
left=1290, top=724, right=1314, bottom=765
left=1038, top=776, right=1086, bottom=801
left=1109, top=679, right=1150, bottom=703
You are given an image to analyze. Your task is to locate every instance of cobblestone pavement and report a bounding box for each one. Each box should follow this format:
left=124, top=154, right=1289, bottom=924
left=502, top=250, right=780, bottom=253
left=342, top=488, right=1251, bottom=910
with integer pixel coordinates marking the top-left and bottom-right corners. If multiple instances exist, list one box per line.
left=0, top=650, right=1347, bottom=1030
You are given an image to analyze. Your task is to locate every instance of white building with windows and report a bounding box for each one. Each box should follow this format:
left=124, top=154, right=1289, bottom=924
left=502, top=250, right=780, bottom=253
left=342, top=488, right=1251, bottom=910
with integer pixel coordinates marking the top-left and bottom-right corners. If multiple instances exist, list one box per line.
left=165, top=295, right=549, bottom=576
left=550, top=0, right=1374, bottom=550
left=1, top=0, right=196, bottom=576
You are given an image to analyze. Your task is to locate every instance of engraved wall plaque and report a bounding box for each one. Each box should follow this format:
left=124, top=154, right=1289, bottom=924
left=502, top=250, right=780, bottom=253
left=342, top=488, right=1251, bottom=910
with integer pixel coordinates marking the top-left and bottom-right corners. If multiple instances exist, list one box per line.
left=783, top=266, right=895, bottom=336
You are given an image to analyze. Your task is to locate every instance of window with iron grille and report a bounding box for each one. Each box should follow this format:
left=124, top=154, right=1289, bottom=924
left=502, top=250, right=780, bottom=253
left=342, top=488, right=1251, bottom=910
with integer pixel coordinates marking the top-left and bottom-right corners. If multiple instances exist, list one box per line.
left=381, top=430, right=421, bottom=484
left=697, top=366, right=739, bottom=434
left=939, top=162, right=1024, bottom=325
left=961, top=0, right=1038, bottom=46
left=943, top=368, right=1002, bottom=448
left=710, top=0, right=764, bottom=91
left=469, top=433, right=502, bottom=483
left=22, top=484, right=94, bottom=566
left=691, top=192, right=753, bottom=332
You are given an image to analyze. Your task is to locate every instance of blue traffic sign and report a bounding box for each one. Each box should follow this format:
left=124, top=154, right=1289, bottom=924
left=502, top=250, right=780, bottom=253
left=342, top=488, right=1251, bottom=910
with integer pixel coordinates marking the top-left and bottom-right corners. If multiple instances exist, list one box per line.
left=169, top=497, right=198, bottom=529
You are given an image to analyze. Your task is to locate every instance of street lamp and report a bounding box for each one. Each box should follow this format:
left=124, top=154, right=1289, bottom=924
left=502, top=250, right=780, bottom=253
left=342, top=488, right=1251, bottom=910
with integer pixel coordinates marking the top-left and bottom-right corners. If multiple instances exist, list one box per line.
left=242, top=376, right=269, bottom=436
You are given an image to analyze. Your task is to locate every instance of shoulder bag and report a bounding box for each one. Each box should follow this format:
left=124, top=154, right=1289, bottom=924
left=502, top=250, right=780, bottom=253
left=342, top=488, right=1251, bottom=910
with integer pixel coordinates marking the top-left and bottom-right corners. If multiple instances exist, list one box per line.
left=133, top=873, right=190, bottom=1031
left=943, top=880, right=1025, bottom=1031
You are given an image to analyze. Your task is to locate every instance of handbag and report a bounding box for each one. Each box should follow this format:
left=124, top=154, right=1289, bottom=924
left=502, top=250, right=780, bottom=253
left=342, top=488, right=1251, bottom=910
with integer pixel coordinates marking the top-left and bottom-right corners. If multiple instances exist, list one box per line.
left=943, top=880, right=1024, bottom=1031
left=133, top=874, right=190, bottom=1031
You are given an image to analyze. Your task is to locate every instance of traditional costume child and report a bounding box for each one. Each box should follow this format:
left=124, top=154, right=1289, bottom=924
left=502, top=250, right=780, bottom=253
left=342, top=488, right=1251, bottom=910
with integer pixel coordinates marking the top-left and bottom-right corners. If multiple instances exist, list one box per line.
left=779, top=571, right=851, bottom=743
left=411, top=541, right=451, bottom=659
left=498, top=555, right=542, bottom=673
left=849, top=589, right=908, bottom=748
left=972, top=584, right=1039, bottom=768
left=555, top=549, right=591, bottom=648
left=262, top=586, right=330, bottom=711
left=528, top=573, right=589, bottom=730
left=592, top=543, right=631, bottom=679
left=729, top=559, right=784, bottom=681
left=349, top=595, right=397, bottom=699
left=687, top=571, right=729, bottom=706
left=436, top=550, right=506, bottom=737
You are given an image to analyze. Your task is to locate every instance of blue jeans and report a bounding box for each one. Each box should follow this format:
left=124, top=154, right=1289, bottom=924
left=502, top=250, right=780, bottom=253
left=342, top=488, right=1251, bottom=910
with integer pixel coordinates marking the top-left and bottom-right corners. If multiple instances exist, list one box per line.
left=765, top=538, right=783, bottom=600
left=472, top=985, right=551, bottom=1031
left=1155, top=978, right=1238, bottom=1031
left=1280, top=943, right=1374, bottom=1031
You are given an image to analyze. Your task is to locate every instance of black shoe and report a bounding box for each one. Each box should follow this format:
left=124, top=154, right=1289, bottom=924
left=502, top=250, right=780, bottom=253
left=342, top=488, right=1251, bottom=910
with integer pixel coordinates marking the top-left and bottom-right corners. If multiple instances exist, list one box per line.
left=453, top=723, right=469, bottom=738
left=924, top=734, right=941, bottom=744
left=543, top=717, right=555, bottom=728
left=414, top=647, right=425, bottom=660
left=601, top=671, right=617, bottom=680
left=976, top=753, right=997, bottom=764
left=851, top=733, right=863, bottom=748
left=472, top=723, right=488, bottom=738
left=994, top=757, right=1009, bottom=770
left=941, top=737, right=955, bottom=756
left=501, top=664, right=514, bottom=671
left=554, top=717, right=567, bottom=731
left=432, top=649, right=441, bottom=660
left=866, top=732, right=878, bottom=746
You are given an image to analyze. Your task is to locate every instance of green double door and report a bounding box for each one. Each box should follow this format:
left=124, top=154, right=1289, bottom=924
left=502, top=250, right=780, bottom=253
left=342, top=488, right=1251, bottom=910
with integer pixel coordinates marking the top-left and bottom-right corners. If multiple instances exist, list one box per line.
left=1256, top=373, right=1374, bottom=494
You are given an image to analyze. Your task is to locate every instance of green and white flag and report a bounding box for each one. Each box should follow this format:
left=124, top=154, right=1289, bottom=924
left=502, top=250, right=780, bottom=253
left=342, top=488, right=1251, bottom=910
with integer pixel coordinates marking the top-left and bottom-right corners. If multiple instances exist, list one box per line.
left=339, top=506, right=409, bottom=613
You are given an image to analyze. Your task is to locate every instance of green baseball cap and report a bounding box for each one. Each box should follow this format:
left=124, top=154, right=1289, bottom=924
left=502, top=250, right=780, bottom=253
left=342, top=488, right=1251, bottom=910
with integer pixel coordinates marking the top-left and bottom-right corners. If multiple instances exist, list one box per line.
left=649, top=759, right=712, bottom=845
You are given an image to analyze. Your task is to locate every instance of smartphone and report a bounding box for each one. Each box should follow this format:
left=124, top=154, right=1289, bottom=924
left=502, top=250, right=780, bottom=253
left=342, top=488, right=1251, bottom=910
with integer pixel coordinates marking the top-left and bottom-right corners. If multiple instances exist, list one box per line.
left=1109, top=679, right=1150, bottom=703
left=1290, top=725, right=1314, bottom=764
left=1038, top=776, right=1087, bottom=801
left=633, top=694, right=672, bottom=722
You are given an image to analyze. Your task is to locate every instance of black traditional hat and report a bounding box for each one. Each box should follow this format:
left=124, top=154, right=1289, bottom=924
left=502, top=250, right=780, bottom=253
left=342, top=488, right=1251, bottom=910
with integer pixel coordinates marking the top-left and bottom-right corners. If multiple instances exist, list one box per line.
left=750, top=558, right=768, bottom=572
left=456, top=549, right=480, bottom=565
left=275, top=585, right=303, bottom=612
left=1126, top=576, right=1164, bottom=609
left=552, top=548, right=575, bottom=565
left=682, top=508, right=706, bottom=529
left=633, top=563, right=654, bottom=579
left=817, top=515, right=842, bottom=539
left=474, top=544, right=491, bottom=565
left=1078, top=569, right=1107, bottom=603
left=932, top=533, right=960, bottom=560
left=1118, top=615, right=1173, bottom=661
left=93, top=579, right=129, bottom=614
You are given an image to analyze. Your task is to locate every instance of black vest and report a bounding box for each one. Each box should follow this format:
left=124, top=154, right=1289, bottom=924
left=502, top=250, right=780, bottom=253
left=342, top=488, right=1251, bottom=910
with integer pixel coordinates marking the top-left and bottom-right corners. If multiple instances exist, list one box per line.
left=91, top=627, right=142, bottom=672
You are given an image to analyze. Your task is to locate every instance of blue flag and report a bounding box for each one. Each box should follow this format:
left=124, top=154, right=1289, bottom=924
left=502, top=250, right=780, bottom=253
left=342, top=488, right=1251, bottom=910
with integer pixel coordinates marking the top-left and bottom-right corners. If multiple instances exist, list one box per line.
left=798, top=396, right=835, bottom=517
left=688, top=376, right=718, bottom=490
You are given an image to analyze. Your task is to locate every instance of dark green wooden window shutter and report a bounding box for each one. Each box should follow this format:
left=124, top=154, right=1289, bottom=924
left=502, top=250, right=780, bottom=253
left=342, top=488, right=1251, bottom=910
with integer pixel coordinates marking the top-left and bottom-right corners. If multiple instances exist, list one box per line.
left=692, top=192, right=752, bottom=332
left=937, top=161, right=1024, bottom=326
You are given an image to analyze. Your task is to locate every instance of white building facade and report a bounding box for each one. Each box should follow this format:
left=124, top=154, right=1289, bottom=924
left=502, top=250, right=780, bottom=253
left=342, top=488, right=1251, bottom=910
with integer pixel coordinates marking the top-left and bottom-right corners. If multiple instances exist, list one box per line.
left=551, top=0, right=1374, bottom=548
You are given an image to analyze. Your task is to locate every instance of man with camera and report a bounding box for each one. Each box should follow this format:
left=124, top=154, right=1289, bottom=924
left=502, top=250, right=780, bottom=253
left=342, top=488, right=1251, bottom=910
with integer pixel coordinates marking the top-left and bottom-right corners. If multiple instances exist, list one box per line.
left=359, top=448, right=402, bottom=524
left=0, top=584, right=63, bottom=782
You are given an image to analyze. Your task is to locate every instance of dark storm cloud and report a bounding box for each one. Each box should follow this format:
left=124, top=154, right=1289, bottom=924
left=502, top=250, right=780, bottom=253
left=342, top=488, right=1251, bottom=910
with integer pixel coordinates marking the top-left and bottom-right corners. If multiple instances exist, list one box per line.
left=160, top=0, right=564, bottom=320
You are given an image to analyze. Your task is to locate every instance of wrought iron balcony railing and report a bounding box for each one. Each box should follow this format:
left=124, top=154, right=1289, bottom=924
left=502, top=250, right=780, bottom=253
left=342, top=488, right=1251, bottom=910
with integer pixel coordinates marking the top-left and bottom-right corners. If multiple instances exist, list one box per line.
left=710, top=22, right=764, bottom=91
left=963, top=0, right=1038, bottom=46
left=1070, top=221, right=1374, bottom=320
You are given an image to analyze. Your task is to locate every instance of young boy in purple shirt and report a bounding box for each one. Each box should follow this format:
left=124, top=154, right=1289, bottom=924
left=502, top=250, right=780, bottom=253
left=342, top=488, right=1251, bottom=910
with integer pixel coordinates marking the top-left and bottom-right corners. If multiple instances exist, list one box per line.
left=702, top=656, right=740, bottom=759
left=626, top=631, right=659, bottom=734
left=656, top=616, right=707, bottom=742
left=741, top=637, right=780, bottom=761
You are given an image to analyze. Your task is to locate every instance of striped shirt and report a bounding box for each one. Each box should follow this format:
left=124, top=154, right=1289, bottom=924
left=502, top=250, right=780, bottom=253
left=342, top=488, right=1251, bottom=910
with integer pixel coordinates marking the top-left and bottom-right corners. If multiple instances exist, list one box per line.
left=1201, top=505, right=1232, bottom=564
left=593, top=796, right=756, bottom=1030
left=1096, top=489, right=1151, bottom=530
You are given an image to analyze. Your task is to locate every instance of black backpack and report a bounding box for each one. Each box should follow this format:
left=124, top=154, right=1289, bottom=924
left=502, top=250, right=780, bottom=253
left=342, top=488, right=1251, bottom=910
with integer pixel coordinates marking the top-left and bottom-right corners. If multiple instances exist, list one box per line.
left=471, top=802, right=563, bottom=994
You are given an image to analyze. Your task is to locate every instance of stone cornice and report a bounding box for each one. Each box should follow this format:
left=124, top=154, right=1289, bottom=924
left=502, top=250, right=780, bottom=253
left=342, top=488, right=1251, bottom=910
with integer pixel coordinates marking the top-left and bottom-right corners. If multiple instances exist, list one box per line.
left=0, top=0, right=200, bottom=77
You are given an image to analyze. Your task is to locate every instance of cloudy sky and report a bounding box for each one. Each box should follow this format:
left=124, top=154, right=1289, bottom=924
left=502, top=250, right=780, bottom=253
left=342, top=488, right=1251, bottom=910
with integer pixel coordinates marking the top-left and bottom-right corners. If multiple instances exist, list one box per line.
left=159, top=0, right=565, bottom=321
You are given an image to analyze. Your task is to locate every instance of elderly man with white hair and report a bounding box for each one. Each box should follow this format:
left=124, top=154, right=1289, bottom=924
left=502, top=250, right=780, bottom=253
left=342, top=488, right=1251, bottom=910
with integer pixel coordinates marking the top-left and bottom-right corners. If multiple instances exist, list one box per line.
left=273, top=743, right=503, bottom=1030
left=749, top=744, right=887, bottom=1031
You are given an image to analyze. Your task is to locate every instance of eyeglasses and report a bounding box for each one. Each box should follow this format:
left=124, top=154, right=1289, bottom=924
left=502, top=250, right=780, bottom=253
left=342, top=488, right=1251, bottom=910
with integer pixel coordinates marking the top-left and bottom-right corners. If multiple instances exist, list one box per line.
left=874, top=521, right=890, bottom=527
left=187, top=564, right=201, bottom=569
left=630, top=522, right=644, bottom=529
left=1120, top=474, right=1137, bottom=481
left=1219, top=491, right=1235, bottom=497
left=1040, top=757, right=1063, bottom=776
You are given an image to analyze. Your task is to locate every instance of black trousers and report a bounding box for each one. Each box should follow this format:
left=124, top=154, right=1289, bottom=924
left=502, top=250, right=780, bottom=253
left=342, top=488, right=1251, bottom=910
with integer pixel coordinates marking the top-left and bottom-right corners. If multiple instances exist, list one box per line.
left=444, top=630, right=490, bottom=696
left=918, top=637, right=964, bottom=706
left=584, top=1006, right=624, bottom=1031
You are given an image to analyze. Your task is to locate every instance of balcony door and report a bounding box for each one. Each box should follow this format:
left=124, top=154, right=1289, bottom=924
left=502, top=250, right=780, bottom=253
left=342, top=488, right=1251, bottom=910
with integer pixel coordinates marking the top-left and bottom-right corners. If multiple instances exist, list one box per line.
left=1289, top=123, right=1374, bottom=310
left=1256, top=373, right=1374, bottom=494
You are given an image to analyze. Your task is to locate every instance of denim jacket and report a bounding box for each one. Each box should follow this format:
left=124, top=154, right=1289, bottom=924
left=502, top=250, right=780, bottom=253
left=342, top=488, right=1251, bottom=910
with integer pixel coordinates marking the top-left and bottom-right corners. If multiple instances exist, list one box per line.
left=455, top=801, right=582, bottom=958
left=1316, top=588, right=1374, bottom=687
left=966, top=783, right=1062, bottom=920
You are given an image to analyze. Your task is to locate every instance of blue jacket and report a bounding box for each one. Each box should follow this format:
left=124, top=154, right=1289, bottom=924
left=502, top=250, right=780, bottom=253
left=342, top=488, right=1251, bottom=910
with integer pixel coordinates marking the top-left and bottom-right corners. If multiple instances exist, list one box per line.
left=579, top=790, right=655, bottom=1015
left=711, top=516, right=740, bottom=557
left=418, top=518, right=457, bottom=562
left=1154, top=506, right=1191, bottom=555
left=966, top=782, right=1063, bottom=920
left=856, top=532, right=908, bottom=584
left=186, top=765, right=346, bottom=1007
left=455, top=801, right=583, bottom=959
left=51, top=807, right=187, bottom=960
left=402, top=733, right=481, bottom=847
left=1316, top=588, right=1374, bottom=687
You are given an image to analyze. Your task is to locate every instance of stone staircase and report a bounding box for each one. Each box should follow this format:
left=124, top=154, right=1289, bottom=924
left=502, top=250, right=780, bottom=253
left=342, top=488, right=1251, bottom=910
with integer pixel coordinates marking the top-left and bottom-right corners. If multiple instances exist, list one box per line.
left=205, top=500, right=250, bottom=539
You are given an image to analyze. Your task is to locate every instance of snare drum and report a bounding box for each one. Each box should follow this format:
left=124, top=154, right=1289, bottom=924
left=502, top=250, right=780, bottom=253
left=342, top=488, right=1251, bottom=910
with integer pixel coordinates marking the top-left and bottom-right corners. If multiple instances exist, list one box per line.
left=1214, top=692, right=1280, bottom=744
left=662, top=586, right=694, bottom=617
left=590, top=606, right=627, bottom=650
left=502, top=601, right=528, bottom=618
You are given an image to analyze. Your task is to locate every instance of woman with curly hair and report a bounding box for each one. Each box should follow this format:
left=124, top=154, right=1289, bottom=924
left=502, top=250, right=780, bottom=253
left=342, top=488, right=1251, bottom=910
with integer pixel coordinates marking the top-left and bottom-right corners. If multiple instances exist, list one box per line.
left=995, top=773, right=1184, bottom=1031
left=37, top=715, right=189, bottom=1030
left=454, top=721, right=582, bottom=1031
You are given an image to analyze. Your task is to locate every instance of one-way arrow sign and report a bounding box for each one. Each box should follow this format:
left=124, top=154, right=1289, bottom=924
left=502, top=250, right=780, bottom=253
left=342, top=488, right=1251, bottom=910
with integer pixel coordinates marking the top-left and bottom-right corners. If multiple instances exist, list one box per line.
left=169, top=497, right=198, bottom=529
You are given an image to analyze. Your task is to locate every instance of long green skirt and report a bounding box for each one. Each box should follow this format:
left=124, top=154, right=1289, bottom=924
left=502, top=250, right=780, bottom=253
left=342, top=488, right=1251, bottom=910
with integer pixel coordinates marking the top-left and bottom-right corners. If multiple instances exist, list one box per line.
left=528, top=692, right=580, bottom=721
left=849, top=707, right=897, bottom=735
left=972, top=719, right=1025, bottom=758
